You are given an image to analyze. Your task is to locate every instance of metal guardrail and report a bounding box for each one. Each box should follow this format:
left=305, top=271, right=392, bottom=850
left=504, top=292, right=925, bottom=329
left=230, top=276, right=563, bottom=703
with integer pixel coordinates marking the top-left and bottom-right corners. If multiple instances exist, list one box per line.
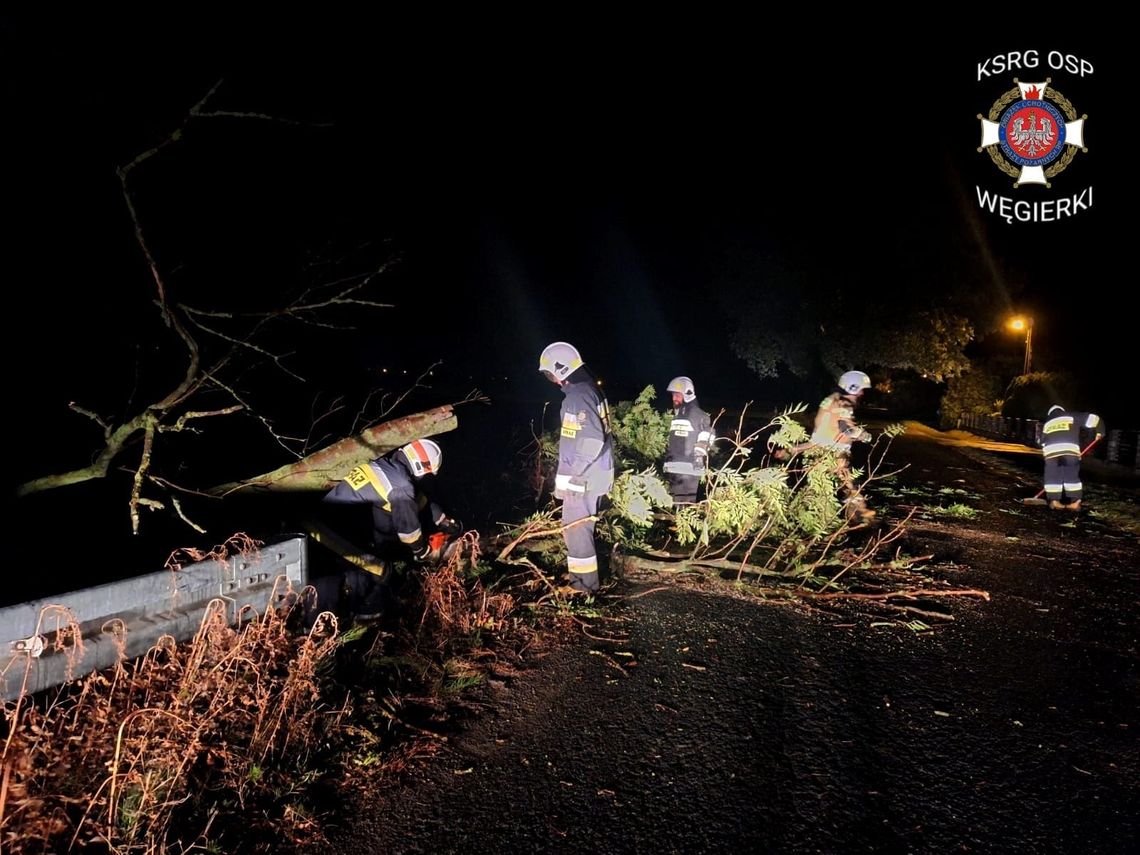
left=956, top=415, right=1140, bottom=470
left=1106, top=430, right=1140, bottom=470
left=0, top=536, right=308, bottom=703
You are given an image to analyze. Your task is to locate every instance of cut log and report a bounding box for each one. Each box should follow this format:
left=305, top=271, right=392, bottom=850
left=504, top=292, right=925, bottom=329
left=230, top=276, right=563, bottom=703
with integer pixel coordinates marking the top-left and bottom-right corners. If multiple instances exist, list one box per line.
left=612, top=552, right=784, bottom=579
left=209, top=405, right=457, bottom=496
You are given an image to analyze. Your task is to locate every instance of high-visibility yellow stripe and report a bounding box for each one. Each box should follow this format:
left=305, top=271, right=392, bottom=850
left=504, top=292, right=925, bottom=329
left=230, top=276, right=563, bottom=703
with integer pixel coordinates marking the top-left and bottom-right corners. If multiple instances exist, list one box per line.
left=567, top=555, right=598, bottom=574
left=597, top=399, right=612, bottom=433
left=346, top=463, right=393, bottom=511
left=344, top=554, right=387, bottom=578
left=303, top=519, right=387, bottom=578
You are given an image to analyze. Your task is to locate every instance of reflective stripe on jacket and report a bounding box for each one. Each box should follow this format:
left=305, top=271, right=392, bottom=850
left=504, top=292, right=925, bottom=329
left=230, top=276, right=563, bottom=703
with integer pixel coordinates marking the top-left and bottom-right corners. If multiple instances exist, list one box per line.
left=665, top=399, right=712, bottom=474
left=558, top=378, right=615, bottom=494
left=324, top=455, right=437, bottom=548
left=810, top=391, right=869, bottom=451
left=1042, top=410, right=1105, bottom=459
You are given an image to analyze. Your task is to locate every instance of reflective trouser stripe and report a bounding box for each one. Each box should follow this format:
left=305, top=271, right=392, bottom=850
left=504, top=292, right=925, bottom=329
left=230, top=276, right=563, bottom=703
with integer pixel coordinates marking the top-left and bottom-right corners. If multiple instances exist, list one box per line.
left=1045, top=458, right=1083, bottom=501
left=563, top=493, right=598, bottom=562
left=398, top=528, right=423, bottom=544
left=568, top=555, right=598, bottom=575
left=563, top=491, right=600, bottom=592
left=1046, top=484, right=1083, bottom=498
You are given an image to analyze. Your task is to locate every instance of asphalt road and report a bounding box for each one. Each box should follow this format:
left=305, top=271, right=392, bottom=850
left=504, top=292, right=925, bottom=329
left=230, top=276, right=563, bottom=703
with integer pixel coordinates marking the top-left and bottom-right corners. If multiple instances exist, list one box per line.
left=318, top=426, right=1140, bottom=854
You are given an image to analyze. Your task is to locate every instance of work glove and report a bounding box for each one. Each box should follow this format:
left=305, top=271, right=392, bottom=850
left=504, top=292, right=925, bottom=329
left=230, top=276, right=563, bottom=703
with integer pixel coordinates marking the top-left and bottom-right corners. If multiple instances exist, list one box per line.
left=438, top=516, right=463, bottom=536
left=413, top=539, right=439, bottom=564
left=694, top=449, right=708, bottom=474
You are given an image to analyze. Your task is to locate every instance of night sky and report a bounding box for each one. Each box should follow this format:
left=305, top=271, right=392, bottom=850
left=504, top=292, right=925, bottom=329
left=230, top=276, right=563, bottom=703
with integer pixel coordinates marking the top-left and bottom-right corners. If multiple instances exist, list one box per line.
left=2, top=20, right=1125, bottom=592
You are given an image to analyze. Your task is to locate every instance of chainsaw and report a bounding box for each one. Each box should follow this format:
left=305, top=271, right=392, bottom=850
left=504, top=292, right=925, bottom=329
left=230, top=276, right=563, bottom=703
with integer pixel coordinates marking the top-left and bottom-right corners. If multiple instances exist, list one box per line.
left=427, top=531, right=462, bottom=563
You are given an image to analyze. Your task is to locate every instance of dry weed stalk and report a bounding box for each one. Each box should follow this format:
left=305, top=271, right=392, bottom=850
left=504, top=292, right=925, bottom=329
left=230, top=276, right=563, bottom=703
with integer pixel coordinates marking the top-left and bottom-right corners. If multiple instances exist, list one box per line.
left=1, top=567, right=340, bottom=853
left=416, top=532, right=515, bottom=647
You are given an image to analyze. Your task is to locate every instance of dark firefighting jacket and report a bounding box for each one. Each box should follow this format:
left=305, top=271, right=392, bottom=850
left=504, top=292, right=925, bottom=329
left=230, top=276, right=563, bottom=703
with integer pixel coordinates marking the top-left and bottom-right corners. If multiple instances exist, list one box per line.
left=1041, top=409, right=1105, bottom=459
left=324, top=453, right=444, bottom=553
left=664, top=399, right=712, bottom=476
left=556, top=374, right=615, bottom=495
left=810, top=391, right=871, bottom=451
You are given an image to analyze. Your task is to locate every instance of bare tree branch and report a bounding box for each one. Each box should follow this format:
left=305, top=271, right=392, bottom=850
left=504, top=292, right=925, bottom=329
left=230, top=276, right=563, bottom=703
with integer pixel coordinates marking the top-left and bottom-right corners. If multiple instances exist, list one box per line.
left=15, top=80, right=397, bottom=538
left=351, top=361, right=442, bottom=435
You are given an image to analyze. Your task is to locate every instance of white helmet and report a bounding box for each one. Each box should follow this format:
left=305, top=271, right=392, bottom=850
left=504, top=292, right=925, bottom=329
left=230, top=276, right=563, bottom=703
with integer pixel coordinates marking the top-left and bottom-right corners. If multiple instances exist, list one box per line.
left=400, top=439, right=442, bottom=478
left=1048, top=404, right=1064, bottom=415
left=666, top=376, right=696, bottom=403
left=538, top=341, right=583, bottom=382
left=839, top=370, right=871, bottom=395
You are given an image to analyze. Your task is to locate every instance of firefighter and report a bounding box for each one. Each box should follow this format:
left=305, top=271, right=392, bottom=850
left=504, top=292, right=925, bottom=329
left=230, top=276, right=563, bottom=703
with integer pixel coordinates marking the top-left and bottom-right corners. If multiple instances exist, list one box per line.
left=810, top=370, right=875, bottom=522
left=539, top=341, right=615, bottom=594
left=323, top=439, right=462, bottom=618
left=1041, top=404, right=1106, bottom=511
left=662, top=376, right=713, bottom=505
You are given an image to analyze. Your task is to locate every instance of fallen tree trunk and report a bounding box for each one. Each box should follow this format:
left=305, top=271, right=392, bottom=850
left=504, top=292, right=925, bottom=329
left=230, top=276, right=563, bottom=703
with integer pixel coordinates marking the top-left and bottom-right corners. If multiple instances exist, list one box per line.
left=208, top=405, right=458, bottom=496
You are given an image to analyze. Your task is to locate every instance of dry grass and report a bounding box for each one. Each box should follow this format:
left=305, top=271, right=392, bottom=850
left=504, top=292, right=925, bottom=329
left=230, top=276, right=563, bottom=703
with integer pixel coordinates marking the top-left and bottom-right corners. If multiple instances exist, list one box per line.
left=0, top=528, right=577, bottom=853
left=2, top=574, right=342, bottom=853
left=416, top=532, right=516, bottom=644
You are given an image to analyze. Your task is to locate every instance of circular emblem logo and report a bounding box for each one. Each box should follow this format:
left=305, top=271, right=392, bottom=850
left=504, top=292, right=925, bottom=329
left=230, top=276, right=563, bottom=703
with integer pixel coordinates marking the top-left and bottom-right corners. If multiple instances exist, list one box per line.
left=977, top=81, right=1087, bottom=188
left=999, top=99, right=1066, bottom=166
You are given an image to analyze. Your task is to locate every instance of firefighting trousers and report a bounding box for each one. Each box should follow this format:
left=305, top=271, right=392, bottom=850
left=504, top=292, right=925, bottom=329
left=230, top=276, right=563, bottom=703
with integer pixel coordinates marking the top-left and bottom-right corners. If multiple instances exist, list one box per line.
left=667, top=472, right=700, bottom=505
left=563, top=491, right=601, bottom=593
left=835, top=454, right=869, bottom=519
left=344, top=565, right=387, bottom=618
left=1044, top=455, right=1082, bottom=503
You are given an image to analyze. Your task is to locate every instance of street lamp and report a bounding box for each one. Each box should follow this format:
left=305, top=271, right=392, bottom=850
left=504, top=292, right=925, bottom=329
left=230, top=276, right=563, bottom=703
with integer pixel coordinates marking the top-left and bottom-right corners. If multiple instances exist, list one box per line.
left=1008, top=316, right=1033, bottom=374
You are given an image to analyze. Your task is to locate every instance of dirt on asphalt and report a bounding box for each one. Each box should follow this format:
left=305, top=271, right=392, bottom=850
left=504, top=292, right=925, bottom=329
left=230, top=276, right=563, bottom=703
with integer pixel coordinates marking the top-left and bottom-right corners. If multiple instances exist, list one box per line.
left=315, top=426, right=1140, bottom=855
